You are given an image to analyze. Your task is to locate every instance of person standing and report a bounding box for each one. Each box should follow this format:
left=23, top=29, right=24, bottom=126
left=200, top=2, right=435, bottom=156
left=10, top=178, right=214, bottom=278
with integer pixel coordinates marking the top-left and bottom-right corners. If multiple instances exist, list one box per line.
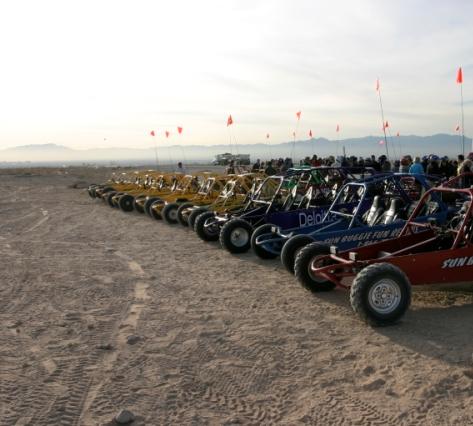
left=409, top=157, right=424, bottom=174
left=176, top=161, right=187, bottom=174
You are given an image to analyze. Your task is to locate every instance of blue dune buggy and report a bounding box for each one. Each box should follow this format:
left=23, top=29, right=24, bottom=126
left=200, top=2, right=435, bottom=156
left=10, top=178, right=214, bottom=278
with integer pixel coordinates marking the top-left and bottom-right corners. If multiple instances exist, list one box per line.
left=251, top=174, right=447, bottom=272
left=198, top=166, right=376, bottom=253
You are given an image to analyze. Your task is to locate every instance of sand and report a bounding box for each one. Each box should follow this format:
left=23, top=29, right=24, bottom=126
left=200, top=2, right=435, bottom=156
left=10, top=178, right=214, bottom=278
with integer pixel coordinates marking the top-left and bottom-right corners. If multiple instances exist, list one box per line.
left=1, top=167, right=473, bottom=425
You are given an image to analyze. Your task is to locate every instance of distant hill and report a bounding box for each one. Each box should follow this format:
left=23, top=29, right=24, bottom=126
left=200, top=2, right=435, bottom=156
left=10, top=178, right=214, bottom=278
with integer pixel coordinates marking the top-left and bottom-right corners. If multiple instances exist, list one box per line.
left=1, top=134, right=471, bottom=165
left=5, top=143, right=74, bottom=152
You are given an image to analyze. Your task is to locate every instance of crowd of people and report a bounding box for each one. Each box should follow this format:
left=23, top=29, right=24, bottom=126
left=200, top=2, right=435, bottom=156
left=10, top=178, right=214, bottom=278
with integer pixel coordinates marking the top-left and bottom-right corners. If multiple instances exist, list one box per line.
left=241, top=153, right=473, bottom=179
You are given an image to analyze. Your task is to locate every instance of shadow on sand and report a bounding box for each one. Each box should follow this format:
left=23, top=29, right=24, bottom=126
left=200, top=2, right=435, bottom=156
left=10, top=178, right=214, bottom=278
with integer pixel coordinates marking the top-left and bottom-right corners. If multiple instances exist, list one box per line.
left=311, top=285, right=473, bottom=366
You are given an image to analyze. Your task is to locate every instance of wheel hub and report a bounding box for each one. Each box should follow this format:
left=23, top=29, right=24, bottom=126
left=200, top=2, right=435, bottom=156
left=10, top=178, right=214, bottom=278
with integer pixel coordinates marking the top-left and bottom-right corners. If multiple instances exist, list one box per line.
left=230, top=228, right=249, bottom=247
left=368, top=279, right=401, bottom=314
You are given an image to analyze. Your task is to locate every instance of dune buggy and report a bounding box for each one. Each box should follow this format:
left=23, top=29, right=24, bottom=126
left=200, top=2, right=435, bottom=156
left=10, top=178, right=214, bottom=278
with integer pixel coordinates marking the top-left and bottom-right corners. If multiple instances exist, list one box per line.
left=89, top=171, right=148, bottom=201
left=148, top=173, right=222, bottom=222
left=177, top=173, right=259, bottom=230
left=253, top=174, right=443, bottom=271
left=130, top=173, right=185, bottom=214
left=161, top=174, right=233, bottom=224
left=106, top=172, right=183, bottom=212
left=210, top=167, right=377, bottom=254
left=300, top=185, right=473, bottom=326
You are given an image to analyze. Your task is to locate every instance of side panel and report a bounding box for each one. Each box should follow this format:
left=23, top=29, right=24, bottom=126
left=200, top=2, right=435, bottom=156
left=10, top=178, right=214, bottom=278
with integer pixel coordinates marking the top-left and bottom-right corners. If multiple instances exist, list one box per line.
left=314, top=223, right=405, bottom=250
left=266, top=200, right=371, bottom=230
left=387, top=247, right=473, bottom=285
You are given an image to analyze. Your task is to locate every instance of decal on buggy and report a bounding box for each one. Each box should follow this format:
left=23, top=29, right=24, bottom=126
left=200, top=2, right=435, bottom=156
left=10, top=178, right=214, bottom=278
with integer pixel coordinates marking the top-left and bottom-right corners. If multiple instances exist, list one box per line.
left=441, top=256, right=473, bottom=269
left=321, top=227, right=403, bottom=245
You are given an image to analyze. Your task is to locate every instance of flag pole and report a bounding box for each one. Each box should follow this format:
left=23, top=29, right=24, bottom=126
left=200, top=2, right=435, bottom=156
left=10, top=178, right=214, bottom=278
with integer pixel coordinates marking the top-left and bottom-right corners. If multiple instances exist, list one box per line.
left=456, top=67, right=466, bottom=156
left=376, top=78, right=390, bottom=160
left=292, top=132, right=296, bottom=162
left=397, top=133, right=402, bottom=159
left=154, top=142, right=159, bottom=170
left=385, top=126, right=397, bottom=160
left=335, top=125, right=340, bottom=159
left=292, top=111, right=301, bottom=163
left=457, top=127, right=462, bottom=153
left=150, top=131, right=159, bottom=170
left=163, top=131, right=173, bottom=168
left=177, top=127, right=187, bottom=168
left=461, top=82, right=465, bottom=157
left=266, top=134, right=272, bottom=161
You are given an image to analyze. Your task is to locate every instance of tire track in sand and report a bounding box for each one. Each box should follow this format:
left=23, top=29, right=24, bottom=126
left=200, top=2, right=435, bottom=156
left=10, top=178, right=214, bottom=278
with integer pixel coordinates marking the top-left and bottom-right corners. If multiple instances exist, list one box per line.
left=78, top=250, right=151, bottom=425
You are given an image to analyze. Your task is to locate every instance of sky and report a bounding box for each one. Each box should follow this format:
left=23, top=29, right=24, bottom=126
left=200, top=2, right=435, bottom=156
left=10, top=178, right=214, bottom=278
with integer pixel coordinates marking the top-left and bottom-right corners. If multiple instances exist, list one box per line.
left=0, top=0, right=472, bottom=150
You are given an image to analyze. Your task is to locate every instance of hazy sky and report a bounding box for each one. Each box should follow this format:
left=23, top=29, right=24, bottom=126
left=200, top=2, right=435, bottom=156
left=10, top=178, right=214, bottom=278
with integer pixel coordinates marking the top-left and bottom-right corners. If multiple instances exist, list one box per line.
left=1, top=0, right=472, bottom=149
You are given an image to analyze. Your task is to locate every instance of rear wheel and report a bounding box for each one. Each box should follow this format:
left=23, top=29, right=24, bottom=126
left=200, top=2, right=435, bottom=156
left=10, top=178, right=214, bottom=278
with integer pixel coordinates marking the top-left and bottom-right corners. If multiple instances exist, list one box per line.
left=251, top=224, right=278, bottom=259
left=294, top=243, right=335, bottom=291
left=220, top=219, right=253, bottom=253
left=105, top=191, right=118, bottom=207
left=194, top=211, right=219, bottom=241
left=163, top=203, right=179, bottom=224
left=118, top=194, right=134, bottom=212
left=177, top=202, right=194, bottom=226
left=188, top=207, right=208, bottom=229
left=98, top=186, right=115, bottom=199
left=111, top=192, right=125, bottom=208
left=144, top=197, right=161, bottom=217
left=149, top=200, right=164, bottom=220
left=88, top=184, right=98, bottom=198
left=280, top=234, right=315, bottom=273
left=350, top=263, right=411, bottom=326
left=133, top=195, right=147, bottom=214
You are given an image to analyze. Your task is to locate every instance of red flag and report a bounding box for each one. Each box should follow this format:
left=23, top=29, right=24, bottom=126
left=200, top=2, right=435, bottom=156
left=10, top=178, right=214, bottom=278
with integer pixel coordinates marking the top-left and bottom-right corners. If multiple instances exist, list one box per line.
left=457, top=67, right=463, bottom=84
left=177, top=126, right=183, bottom=134
left=296, top=111, right=301, bottom=120
left=165, top=131, right=170, bottom=138
left=266, top=133, right=270, bottom=139
left=227, top=115, right=233, bottom=126
left=150, top=130, right=155, bottom=137
left=455, top=125, right=460, bottom=131
left=309, top=130, right=313, bottom=138
left=376, top=78, right=380, bottom=91
left=336, top=124, right=340, bottom=132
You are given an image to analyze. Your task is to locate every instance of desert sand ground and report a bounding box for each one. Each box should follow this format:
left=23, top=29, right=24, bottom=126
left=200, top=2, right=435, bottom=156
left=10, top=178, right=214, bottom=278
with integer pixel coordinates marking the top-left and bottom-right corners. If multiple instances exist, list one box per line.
left=1, top=167, right=473, bottom=426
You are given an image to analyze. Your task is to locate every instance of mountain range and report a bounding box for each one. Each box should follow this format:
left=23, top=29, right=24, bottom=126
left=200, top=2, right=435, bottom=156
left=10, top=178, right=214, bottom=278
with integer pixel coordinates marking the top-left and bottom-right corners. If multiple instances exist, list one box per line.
left=1, top=135, right=471, bottom=166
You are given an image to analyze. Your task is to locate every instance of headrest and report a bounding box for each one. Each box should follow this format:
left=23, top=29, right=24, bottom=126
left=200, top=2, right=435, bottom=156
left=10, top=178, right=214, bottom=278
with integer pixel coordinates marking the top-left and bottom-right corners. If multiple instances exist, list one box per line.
left=461, top=201, right=471, bottom=214
left=388, top=197, right=403, bottom=212
left=372, top=195, right=382, bottom=208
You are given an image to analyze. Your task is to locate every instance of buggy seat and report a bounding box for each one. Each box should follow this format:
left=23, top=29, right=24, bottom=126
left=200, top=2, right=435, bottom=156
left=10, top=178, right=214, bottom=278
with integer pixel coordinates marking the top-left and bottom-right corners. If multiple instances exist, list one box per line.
left=378, top=197, right=403, bottom=225
left=363, top=195, right=385, bottom=226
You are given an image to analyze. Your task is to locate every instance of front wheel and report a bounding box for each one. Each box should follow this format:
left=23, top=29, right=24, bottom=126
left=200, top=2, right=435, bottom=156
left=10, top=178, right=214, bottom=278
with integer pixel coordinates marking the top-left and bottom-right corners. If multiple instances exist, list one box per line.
left=280, top=234, right=315, bottom=273
left=133, top=195, right=147, bottom=214
left=350, top=263, right=411, bottom=326
left=118, top=194, right=134, bottom=212
left=194, top=211, right=219, bottom=241
left=219, top=219, right=253, bottom=253
left=177, top=202, right=194, bottom=226
left=251, top=224, right=278, bottom=259
left=188, top=207, right=208, bottom=229
left=294, top=242, right=335, bottom=291
left=162, top=203, right=179, bottom=224
left=105, top=191, right=118, bottom=207
left=88, top=184, right=98, bottom=198
left=149, top=200, right=164, bottom=220
left=144, top=197, right=161, bottom=217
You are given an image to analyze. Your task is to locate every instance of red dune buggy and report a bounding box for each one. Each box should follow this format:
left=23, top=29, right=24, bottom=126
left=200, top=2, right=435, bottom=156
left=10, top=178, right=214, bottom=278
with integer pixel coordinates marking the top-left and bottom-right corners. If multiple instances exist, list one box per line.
left=305, top=186, right=473, bottom=326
